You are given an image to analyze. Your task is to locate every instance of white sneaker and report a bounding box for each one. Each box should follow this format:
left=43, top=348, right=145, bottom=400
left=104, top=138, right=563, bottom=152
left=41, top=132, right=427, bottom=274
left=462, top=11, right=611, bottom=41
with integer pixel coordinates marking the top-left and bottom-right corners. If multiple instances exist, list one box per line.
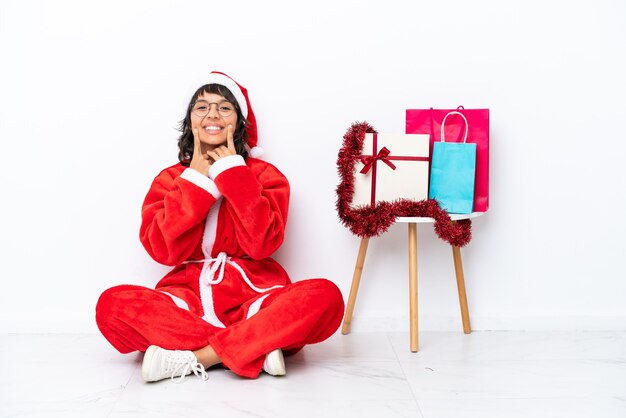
left=262, top=349, right=286, bottom=376
left=142, top=345, right=209, bottom=383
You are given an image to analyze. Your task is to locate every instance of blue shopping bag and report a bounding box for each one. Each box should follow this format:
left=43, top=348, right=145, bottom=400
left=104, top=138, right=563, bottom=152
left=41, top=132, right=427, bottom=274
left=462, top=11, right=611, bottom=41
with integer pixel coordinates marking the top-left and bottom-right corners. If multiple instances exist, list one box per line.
left=429, top=111, right=477, bottom=214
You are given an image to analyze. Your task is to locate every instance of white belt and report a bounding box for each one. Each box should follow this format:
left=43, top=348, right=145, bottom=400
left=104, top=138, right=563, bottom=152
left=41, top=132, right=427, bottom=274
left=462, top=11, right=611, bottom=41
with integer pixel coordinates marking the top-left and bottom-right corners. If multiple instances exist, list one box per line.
left=184, top=252, right=284, bottom=328
left=185, top=251, right=284, bottom=294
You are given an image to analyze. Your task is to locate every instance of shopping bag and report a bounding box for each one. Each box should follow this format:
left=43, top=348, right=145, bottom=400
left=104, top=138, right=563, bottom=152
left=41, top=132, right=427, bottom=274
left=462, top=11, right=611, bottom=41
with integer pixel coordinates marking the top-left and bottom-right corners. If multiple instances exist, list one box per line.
left=429, top=111, right=476, bottom=214
left=406, top=106, right=489, bottom=212
left=352, top=133, right=430, bottom=207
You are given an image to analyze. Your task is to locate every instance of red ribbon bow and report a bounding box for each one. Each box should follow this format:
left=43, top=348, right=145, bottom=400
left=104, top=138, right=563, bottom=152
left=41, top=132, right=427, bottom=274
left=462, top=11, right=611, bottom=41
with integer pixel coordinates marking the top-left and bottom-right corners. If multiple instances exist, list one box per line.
left=360, top=146, right=397, bottom=174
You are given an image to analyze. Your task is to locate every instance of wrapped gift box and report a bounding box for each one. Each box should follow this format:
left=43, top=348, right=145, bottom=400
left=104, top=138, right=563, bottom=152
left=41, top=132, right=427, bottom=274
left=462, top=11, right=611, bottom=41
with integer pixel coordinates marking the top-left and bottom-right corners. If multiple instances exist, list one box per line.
left=351, top=133, right=430, bottom=207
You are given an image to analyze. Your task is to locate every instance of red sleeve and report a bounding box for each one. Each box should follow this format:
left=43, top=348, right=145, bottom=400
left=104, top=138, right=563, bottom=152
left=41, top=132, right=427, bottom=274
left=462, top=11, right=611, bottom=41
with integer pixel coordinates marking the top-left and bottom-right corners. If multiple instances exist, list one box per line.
left=211, top=156, right=289, bottom=260
left=140, top=165, right=221, bottom=265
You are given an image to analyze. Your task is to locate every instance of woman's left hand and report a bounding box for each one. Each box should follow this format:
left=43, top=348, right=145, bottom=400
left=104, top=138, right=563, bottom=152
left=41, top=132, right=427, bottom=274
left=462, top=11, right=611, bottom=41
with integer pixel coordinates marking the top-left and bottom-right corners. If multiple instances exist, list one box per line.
left=207, top=125, right=236, bottom=163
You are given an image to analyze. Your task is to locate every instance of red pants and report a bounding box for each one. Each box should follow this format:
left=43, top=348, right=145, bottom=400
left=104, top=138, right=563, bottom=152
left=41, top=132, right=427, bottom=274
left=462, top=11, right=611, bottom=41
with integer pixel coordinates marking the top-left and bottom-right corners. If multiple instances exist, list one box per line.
left=96, top=279, right=344, bottom=378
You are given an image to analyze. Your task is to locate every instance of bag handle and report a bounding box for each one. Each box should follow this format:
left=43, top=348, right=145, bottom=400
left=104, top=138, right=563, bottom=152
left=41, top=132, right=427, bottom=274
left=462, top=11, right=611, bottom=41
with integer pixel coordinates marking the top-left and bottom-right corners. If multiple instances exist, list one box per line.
left=429, top=106, right=466, bottom=142
left=441, top=111, right=469, bottom=143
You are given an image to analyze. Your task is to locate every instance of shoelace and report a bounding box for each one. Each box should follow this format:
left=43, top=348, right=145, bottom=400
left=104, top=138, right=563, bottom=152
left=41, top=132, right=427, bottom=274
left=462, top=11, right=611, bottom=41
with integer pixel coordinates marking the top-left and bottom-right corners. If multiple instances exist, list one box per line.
left=165, top=352, right=209, bottom=383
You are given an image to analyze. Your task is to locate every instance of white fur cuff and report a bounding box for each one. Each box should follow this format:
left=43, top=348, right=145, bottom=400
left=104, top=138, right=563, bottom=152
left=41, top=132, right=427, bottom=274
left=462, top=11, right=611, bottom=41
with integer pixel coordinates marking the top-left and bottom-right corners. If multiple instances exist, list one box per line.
left=208, top=155, right=246, bottom=180
left=180, top=168, right=222, bottom=199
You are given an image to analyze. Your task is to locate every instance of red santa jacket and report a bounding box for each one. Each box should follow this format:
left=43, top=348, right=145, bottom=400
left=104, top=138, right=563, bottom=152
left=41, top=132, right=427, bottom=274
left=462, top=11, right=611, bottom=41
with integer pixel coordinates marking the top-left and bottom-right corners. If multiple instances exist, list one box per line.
left=139, top=155, right=291, bottom=328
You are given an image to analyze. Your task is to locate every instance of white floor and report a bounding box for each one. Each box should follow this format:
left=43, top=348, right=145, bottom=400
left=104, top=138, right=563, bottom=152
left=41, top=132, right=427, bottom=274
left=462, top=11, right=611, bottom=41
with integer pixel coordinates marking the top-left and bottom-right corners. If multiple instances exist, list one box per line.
left=1, top=331, right=625, bottom=418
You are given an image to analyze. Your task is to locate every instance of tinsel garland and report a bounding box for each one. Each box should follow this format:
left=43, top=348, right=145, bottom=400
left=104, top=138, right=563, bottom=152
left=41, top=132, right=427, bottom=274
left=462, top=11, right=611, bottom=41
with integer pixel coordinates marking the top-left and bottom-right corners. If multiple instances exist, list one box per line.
left=335, top=121, right=472, bottom=247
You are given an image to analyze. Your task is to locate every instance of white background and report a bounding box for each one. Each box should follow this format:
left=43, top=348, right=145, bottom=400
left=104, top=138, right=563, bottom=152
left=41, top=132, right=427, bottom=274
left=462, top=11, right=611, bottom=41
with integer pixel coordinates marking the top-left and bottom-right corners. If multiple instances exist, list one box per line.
left=1, top=0, right=625, bottom=333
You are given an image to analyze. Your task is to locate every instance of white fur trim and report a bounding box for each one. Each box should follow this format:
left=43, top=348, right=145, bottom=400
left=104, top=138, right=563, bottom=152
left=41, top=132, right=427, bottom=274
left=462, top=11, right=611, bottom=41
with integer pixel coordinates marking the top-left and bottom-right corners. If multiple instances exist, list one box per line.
left=160, top=291, right=190, bottom=311
left=249, top=146, right=264, bottom=158
left=246, top=294, right=271, bottom=320
left=208, top=154, right=245, bottom=180
left=203, top=73, right=248, bottom=118
left=180, top=168, right=222, bottom=200
left=198, top=261, right=226, bottom=328
left=202, top=198, right=222, bottom=258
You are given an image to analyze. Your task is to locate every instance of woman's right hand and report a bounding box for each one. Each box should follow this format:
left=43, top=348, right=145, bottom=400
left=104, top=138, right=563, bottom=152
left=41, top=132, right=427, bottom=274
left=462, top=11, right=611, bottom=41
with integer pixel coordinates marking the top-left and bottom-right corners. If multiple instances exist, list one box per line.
left=190, top=129, right=211, bottom=177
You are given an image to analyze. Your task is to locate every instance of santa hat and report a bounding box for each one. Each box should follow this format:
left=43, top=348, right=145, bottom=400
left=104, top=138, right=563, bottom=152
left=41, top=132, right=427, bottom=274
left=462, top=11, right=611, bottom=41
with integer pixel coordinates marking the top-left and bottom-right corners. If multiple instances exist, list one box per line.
left=200, top=71, right=263, bottom=158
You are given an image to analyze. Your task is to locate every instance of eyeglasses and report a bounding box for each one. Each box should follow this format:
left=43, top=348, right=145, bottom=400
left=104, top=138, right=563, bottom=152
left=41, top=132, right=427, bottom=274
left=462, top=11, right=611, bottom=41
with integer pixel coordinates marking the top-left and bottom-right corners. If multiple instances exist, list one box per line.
left=191, top=100, right=235, bottom=118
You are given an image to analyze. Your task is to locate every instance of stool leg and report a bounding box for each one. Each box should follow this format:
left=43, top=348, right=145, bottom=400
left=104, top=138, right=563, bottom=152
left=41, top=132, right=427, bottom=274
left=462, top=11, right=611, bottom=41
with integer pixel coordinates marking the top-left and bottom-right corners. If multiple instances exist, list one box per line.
left=342, top=237, right=370, bottom=335
left=408, top=223, right=418, bottom=352
left=452, top=245, right=472, bottom=334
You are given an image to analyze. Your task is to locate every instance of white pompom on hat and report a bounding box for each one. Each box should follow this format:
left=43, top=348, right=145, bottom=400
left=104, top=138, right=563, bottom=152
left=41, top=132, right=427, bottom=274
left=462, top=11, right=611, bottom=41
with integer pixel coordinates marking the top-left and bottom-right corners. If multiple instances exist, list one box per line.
left=191, top=71, right=263, bottom=158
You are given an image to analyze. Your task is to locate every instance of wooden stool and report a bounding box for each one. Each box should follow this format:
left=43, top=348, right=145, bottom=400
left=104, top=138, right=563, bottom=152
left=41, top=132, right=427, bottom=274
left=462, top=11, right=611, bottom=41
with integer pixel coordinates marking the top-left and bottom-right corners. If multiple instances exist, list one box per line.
left=341, top=212, right=483, bottom=352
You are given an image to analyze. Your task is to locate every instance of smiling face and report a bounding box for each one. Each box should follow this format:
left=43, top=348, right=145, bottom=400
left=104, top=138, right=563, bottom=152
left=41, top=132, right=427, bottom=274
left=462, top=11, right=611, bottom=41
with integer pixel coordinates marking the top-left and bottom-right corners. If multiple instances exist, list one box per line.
left=190, top=92, right=239, bottom=152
